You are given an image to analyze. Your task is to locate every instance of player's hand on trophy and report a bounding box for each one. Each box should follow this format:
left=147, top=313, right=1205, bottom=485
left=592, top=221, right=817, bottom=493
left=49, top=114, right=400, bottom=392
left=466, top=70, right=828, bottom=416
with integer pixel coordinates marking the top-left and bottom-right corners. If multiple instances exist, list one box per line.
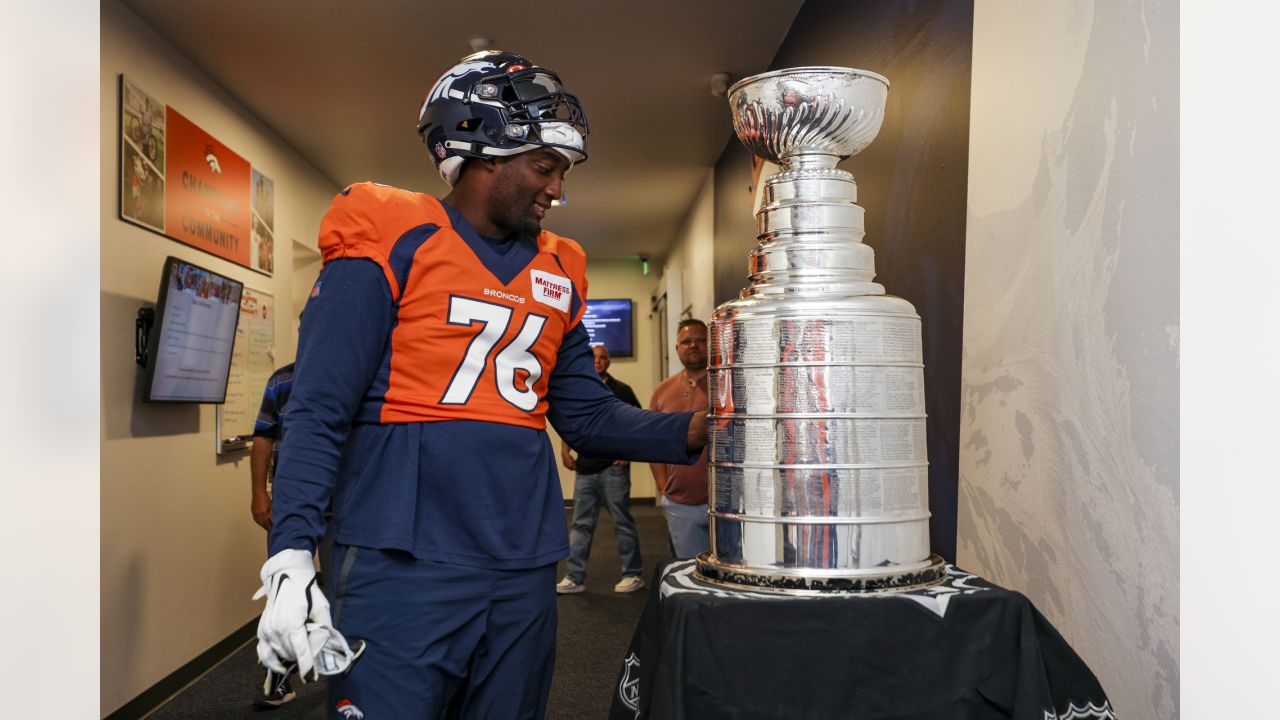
left=253, top=548, right=363, bottom=682
left=687, top=410, right=709, bottom=452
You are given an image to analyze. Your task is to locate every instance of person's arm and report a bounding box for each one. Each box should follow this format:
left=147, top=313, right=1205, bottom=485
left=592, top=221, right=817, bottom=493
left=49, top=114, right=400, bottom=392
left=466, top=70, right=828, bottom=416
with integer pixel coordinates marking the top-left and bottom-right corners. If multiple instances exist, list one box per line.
left=250, top=437, right=274, bottom=530
left=250, top=376, right=283, bottom=531
left=546, top=324, right=702, bottom=463
left=559, top=438, right=577, bottom=471
left=267, top=259, right=393, bottom=556
left=649, top=461, right=670, bottom=495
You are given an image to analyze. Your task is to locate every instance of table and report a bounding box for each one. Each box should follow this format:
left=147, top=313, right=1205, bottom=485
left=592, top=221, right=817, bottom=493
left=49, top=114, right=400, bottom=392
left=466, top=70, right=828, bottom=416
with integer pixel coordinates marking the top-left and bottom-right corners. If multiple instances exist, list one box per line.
left=609, top=560, right=1114, bottom=720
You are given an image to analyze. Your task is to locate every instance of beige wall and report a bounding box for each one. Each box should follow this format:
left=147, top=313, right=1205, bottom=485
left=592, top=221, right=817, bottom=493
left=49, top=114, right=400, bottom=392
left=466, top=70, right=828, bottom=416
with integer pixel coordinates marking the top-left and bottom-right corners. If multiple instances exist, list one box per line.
left=100, top=1, right=335, bottom=714
left=658, top=169, right=716, bottom=363
left=548, top=258, right=664, bottom=500
left=958, top=0, right=1178, bottom=717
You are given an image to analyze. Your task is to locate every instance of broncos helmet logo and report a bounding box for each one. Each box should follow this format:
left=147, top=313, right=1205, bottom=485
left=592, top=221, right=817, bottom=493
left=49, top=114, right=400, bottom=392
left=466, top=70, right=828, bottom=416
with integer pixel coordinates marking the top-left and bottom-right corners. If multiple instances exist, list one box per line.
left=421, top=59, right=498, bottom=118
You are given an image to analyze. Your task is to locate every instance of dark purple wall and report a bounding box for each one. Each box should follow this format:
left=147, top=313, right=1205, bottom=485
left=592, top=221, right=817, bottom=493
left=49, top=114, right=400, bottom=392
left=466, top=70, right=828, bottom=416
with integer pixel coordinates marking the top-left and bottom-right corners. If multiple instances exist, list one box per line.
left=711, top=0, right=974, bottom=561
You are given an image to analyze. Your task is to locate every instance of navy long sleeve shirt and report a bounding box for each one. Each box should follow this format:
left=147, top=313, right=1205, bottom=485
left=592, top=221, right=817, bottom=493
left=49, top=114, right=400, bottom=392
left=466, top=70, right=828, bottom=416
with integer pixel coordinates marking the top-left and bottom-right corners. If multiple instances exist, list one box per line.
left=269, top=251, right=695, bottom=569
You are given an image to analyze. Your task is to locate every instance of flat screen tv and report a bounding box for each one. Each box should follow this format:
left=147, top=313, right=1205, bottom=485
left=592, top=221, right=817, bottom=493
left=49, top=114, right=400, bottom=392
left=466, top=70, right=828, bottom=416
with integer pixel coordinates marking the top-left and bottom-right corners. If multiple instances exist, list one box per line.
left=141, top=256, right=244, bottom=403
left=582, top=298, right=634, bottom=358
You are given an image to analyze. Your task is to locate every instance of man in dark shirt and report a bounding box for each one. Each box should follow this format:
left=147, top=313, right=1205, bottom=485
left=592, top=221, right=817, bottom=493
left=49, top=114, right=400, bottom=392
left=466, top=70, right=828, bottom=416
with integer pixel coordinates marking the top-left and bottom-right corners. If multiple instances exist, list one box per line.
left=250, top=363, right=294, bottom=531
left=557, top=344, right=646, bottom=594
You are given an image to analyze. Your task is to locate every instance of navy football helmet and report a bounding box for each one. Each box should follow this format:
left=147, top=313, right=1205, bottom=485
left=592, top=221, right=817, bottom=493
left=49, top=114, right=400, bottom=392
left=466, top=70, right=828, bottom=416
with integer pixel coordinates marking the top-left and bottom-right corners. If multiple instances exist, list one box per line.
left=417, top=51, right=589, bottom=185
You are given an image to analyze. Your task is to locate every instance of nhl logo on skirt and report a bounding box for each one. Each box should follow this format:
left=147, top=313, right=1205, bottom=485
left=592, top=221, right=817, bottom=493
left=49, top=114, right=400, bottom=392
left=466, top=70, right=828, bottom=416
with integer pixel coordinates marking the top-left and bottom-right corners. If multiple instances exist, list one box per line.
left=617, top=652, right=641, bottom=712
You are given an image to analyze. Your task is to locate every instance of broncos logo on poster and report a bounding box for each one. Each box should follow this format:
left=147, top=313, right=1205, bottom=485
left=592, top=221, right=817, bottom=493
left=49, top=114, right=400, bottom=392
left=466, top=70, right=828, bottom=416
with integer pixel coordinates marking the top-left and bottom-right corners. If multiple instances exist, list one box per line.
left=204, top=144, right=222, bottom=174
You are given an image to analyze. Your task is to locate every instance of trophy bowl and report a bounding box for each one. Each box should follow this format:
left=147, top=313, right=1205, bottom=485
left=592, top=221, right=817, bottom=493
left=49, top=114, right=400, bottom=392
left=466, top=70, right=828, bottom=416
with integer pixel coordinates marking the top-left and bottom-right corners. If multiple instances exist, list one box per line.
left=729, top=66, right=889, bottom=169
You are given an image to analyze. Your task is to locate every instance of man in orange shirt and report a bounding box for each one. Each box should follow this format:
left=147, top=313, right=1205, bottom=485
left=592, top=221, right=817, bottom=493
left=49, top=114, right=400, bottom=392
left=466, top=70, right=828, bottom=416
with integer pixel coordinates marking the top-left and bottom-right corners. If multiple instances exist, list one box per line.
left=649, top=319, right=711, bottom=559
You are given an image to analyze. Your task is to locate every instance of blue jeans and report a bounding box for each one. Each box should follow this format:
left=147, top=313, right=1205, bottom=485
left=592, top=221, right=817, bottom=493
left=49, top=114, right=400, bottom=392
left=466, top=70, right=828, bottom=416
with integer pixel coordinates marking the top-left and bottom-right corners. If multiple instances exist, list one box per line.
left=566, top=465, right=642, bottom=583
left=661, top=499, right=710, bottom=560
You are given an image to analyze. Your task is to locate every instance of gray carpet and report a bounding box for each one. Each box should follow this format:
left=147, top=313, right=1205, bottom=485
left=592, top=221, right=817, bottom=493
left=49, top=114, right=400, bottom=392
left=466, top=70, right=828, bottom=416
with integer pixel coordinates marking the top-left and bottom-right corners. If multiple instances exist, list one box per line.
left=146, top=505, right=671, bottom=719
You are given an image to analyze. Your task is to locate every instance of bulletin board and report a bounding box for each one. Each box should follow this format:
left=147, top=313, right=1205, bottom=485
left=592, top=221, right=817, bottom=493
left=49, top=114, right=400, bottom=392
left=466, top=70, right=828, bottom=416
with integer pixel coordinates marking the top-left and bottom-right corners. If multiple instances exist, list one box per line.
left=216, top=287, right=275, bottom=453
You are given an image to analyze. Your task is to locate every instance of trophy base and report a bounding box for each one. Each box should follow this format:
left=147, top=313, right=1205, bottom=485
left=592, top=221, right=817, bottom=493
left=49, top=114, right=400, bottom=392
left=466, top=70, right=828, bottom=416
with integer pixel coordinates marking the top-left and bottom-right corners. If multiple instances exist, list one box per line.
left=694, top=553, right=948, bottom=595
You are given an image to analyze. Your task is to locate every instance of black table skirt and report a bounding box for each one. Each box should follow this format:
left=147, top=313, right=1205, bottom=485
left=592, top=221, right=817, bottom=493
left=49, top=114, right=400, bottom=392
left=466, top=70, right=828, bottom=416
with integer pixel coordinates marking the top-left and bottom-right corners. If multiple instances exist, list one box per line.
left=609, top=560, right=1115, bottom=720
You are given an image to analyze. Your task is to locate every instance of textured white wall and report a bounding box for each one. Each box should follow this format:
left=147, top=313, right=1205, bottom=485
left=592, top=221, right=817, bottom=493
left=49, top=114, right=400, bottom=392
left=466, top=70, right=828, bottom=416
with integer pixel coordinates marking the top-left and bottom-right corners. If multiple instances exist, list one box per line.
left=959, top=1, right=1178, bottom=718
left=100, top=1, right=337, bottom=714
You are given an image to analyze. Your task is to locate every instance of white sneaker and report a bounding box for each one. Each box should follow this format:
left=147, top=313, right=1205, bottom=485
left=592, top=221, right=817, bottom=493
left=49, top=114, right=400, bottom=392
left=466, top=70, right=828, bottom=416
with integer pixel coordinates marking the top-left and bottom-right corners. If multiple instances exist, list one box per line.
left=614, top=576, right=645, bottom=593
left=556, top=577, right=585, bottom=594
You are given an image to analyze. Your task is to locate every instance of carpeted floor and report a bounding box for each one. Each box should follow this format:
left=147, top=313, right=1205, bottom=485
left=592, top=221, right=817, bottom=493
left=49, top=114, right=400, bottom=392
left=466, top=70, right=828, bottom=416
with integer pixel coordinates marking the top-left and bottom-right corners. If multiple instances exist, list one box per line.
left=146, top=504, right=672, bottom=719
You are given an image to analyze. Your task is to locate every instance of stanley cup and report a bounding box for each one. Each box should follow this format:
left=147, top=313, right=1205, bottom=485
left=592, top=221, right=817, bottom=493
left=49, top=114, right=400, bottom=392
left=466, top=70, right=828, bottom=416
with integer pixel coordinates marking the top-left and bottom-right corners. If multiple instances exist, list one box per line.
left=695, top=67, right=946, bottom=592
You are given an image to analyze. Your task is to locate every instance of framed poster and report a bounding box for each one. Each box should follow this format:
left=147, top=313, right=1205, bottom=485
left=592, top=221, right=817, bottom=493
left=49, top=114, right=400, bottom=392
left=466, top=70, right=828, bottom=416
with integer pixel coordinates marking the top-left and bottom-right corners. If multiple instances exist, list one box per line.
left=120, top=77, right=166, bottom=232
left=216, top=287, right=276, bottom=453
left=118, top=75, right=276, bottom=276
left=251, top=169, right=275, bottom=274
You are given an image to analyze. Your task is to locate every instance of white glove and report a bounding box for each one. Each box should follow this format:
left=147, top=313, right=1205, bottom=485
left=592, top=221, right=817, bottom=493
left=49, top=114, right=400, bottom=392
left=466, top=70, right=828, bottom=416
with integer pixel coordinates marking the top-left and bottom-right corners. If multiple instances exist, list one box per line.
left=252, top=549, right=364, bottom=682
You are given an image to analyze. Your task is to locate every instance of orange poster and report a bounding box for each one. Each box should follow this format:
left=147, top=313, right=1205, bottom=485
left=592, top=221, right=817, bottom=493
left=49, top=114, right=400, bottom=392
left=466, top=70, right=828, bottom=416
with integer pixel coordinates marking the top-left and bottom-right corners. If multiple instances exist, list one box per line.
left=163, top=107, right=252, bottom=267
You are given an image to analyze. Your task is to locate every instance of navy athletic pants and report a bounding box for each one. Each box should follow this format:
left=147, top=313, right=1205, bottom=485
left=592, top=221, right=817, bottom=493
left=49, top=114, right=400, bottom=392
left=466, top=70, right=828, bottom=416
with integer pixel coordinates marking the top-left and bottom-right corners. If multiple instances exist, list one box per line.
left=326, top=543, right=558, bottom=719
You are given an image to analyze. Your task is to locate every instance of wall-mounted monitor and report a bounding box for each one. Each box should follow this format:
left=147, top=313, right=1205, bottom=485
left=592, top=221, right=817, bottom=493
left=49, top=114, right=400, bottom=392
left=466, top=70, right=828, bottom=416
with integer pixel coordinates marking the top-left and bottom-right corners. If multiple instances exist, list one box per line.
left=142, top=256, right=244, bottom=403
left=582, top=298, right=634, bottom=358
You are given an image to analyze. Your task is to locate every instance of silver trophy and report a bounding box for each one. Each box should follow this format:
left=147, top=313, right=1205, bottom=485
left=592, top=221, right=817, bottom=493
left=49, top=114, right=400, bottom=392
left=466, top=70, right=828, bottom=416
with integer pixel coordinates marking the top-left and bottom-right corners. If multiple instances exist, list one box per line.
left=695, top=67, right=946, bottom=592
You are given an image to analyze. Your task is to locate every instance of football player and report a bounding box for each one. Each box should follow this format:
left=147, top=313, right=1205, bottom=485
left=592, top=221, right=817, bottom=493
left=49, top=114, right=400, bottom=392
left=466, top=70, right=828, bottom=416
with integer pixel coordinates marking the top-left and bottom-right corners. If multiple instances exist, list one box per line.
left=253, top=50, right=708, bottom=719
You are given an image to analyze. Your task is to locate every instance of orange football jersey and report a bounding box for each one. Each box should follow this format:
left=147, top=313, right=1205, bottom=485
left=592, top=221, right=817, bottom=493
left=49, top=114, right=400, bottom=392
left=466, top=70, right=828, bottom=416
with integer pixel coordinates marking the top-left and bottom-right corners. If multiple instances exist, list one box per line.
left=317, top=182, right=588, bottom=428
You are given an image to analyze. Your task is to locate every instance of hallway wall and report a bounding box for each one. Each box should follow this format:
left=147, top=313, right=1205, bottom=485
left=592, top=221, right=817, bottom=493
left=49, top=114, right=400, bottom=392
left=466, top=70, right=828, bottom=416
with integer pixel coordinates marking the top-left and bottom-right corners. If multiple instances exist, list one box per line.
left=100, top=1, right=337, bottom=714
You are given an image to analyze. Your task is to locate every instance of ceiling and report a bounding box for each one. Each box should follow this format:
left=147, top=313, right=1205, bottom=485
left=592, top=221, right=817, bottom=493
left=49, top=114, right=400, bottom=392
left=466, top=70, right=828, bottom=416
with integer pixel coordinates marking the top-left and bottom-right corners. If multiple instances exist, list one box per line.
left=119, top=0, right=804, bottom=260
